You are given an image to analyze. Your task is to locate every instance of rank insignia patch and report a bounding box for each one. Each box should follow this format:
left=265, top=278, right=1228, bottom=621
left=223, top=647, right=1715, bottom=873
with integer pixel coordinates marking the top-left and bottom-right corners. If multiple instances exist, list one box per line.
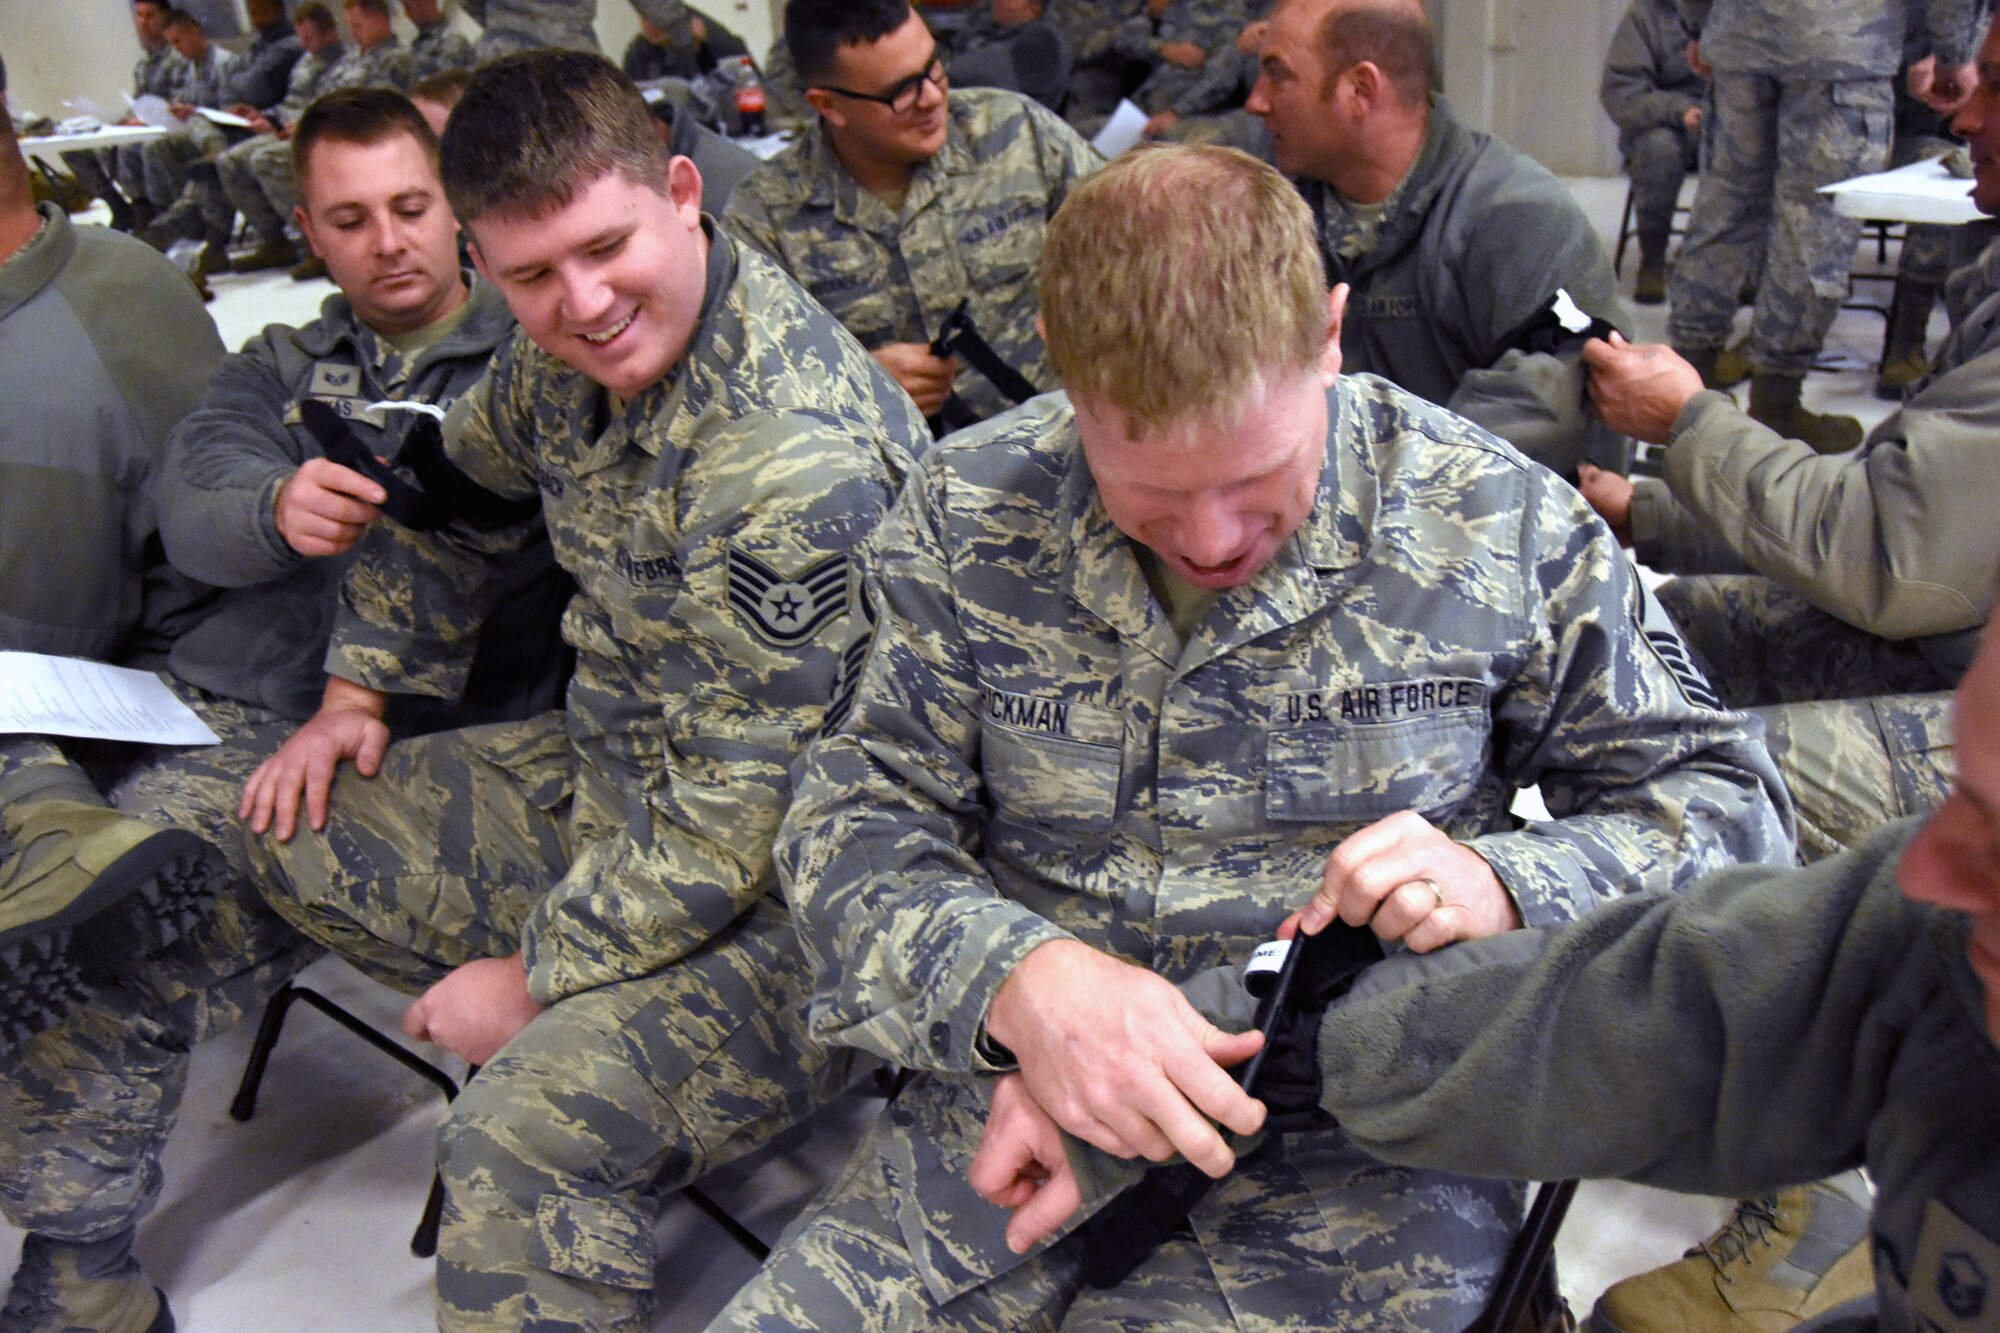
left=726, top=548, right=850, bottom=648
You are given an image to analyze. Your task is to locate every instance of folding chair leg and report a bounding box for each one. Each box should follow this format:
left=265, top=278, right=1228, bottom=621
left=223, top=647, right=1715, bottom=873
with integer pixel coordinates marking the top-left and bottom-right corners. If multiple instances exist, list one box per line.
left=1473, top=1179, right=1579, bottom=1333
left=230, top=982, right=306, bottom=1121
left=230, top=980, right=473, bottom=1260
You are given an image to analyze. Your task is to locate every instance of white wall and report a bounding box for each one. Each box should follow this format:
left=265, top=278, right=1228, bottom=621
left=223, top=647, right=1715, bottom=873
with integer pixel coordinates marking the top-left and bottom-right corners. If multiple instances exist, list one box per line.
left=0, top=0, right=783, bottom=124
left=1434, top=0, right=1626, bottom=176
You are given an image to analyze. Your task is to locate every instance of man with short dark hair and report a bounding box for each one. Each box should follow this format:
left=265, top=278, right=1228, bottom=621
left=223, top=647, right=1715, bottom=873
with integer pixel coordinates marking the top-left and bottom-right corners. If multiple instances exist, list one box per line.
left=214, top=1, right=352, bottom=273
left=63, top=0, right=190, bottom=231
left=725, top=0, right=1099, bottom=428
left=1, top=85, right=570, bottom=1333
left=225, top=0, right=305, bottom=115
left=245, top=50, right=929, bottom=1332
left=402, top=0, right=478, bottom=80
left=338, top=0, right=414, bottom=92
left=713, top=141, right=1790, bottom=1332
left=134, top=8, right=236, bottom=254
left=1248, top=0, right=1631, bottom=478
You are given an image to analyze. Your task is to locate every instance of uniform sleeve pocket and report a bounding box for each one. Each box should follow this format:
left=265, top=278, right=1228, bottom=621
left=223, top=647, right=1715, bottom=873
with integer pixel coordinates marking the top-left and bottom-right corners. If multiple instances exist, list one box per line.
left=530, top=1191, right=654, bottom=1289
left=1266, top=712, right=1487, bottom=825
left=981, top=721, right=1124, bottom=834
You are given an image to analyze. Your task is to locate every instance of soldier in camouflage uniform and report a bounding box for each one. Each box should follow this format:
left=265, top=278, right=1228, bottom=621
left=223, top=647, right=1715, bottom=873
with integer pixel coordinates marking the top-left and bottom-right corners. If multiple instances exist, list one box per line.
left=334, top=0, right=415, bottom=94
left=725, top=0, right=1100, bottom=430
left=1666, top=0, right=1980, bottom=452
left=403, top=0, right=479, bottom=80
left=63, top=0, right=189, bottom=231
left=1581, top=147, right=2000, bottom=864
left=713, top=143, right=1792, bottom=1333
left=1112, top=0, right=1263, bottom=141
left=1248, top=0, right=1632, bottom=480
left=132, top=8, right=236, bottom=247
left=214, top=1, right=350, bottom=271
left=2, top=90, right=572, bottom=1333
left=242, top=53, right=927, bottom=1331
left=1599, top=0, right=1706, bottom=304
left=1050, top=0, right=1147, bottom=129
left=463, top=0, right=602, bottom=59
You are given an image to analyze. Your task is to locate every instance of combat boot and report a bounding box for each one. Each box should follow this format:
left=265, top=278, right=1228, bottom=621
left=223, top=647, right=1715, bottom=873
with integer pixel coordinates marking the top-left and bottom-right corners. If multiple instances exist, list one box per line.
left=0, top=1231, right=174, bottom=1333
left=1672, top=344, right=1720, bottom=386
left=1588, top=1175, right=1875, bottom=1333
left=0, top=767, right=223, bottom=1056
left=230, top=235, right=297, bottom=273
left=1747, top=372, right=1863, bottom=454
left=1710, top=338, right=1753, bottom=390
left=1876, top=279, right=1939, bottom=400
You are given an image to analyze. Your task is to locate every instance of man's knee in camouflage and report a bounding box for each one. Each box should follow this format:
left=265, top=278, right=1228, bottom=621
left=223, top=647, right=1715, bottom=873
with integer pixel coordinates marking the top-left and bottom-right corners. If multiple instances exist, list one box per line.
left=1756, top=693, right=1955, bottom=862
left=433, top=899, right=867, bottom=1331
left=1656, top=575, right=1955, bottom=708
left=248, top=716, right=570, bottom=998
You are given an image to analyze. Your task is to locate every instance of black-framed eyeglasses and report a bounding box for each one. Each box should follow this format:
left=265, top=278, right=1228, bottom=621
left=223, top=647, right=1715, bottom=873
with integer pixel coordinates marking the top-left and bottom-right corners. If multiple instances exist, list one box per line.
left=815, top=54, right=947, bottom=116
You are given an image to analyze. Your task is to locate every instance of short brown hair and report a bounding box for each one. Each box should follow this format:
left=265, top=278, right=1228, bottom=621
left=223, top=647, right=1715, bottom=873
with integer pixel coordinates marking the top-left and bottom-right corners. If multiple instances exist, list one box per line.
left=294, top=3, right=336, bottom=33
left=345, top=0, right=390, bottom=15
left=1316, top=0, right=1433, bottom=106
left=292, top=86, right=440, bottom=197
left=410, top=67, right=472, bottom=113
left=1039, top=144, right=1328, bottom=435
left=439, top=50, right=665, bottom=227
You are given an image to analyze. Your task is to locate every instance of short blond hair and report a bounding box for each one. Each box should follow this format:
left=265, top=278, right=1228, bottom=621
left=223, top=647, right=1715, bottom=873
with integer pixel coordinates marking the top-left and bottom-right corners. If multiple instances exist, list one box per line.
left=1039, top=144, right=1328, bottom=435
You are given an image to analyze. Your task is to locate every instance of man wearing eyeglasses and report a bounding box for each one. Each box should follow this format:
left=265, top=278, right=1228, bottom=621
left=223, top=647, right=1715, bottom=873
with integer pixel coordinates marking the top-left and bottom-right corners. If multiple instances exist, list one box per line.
left=724, top=0, right=1100, bottom=428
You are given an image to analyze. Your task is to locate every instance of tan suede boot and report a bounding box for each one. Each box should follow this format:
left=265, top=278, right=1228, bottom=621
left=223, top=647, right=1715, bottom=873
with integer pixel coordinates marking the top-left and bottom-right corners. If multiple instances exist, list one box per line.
left=1747, top=373, right=1864, bottom=454
left=1588, top=1175, right=1875, bottom=1333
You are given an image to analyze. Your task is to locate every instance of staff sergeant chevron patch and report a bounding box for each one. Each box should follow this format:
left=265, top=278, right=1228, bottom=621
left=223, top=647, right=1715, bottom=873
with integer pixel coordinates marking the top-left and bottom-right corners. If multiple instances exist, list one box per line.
left=1635, top=579, right=1724, bottom=712
left=726, top=548, right=851, bottom=648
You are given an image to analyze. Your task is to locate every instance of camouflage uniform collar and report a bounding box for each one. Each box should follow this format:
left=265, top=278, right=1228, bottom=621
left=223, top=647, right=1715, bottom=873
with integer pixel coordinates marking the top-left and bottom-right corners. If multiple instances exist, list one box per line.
left=0, top=204, right=73, bottom=324
left=1318, top=95, right=1464, bottom=273
left=290, top=271, right=514, bottom=371
left=804, top=90, right=980, bottom=226
left=1047, top=385, right=1363, bottom=661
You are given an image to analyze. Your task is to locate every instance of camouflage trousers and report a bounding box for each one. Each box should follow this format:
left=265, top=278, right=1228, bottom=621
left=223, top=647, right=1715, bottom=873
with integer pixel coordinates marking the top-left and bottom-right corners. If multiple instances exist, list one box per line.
left=1621, top=123, right=1699, bottom=265
left=215, top=134, right=297, bottom=246
left=139, top=117, right=224, bottom=212
left=716, top=1084, right=1521, bottom=1333
left=1666, top=72, right=1893, bottom=374
left=0, top=692, right=318, bottom=1246
left=247, top=711, right=870, bottom=1331
left=1656, top=575, right=1955, bottom=862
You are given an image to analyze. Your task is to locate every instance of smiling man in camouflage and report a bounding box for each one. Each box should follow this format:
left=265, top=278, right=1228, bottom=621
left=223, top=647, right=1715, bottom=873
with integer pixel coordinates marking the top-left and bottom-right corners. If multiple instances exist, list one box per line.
left=243, top=51, right=927, bottom=1331
left=725, top=0, right=1099, bottom=429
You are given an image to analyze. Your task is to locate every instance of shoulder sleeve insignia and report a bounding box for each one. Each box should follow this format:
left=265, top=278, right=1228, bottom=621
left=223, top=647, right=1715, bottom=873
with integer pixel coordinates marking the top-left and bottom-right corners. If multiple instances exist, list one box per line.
left=1635, top=579, right=1724, bottom=712
left=726, top=547, right=851, bottom=649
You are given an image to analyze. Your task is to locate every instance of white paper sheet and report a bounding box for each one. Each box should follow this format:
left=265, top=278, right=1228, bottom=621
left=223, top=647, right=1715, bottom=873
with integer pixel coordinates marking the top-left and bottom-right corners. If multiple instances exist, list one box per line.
left=196, top=106, right=254, bottom=129
left=1092, top=99, right=1150, bottom=159
left=0, top=653, right=220, bottom=746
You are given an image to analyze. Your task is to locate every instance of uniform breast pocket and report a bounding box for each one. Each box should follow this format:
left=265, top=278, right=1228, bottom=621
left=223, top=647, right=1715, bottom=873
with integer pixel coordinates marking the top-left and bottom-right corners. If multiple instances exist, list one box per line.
left=981, top=721, right=1124, bottom=835
left=1266, top=712, right=1487, bottom=826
